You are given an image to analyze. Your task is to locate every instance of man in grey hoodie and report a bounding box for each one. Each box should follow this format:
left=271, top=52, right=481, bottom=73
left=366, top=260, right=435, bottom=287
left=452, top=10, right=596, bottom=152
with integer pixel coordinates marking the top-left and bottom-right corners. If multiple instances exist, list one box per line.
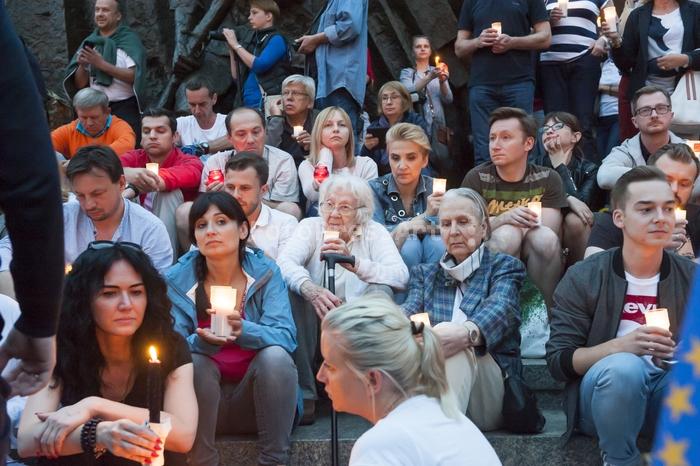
left=597, top=85, right=684, bottom=191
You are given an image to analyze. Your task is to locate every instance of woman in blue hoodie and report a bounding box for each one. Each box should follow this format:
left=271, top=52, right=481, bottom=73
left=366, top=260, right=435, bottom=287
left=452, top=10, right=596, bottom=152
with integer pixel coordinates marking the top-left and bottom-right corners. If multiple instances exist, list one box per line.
left=165, top=192, right=297, bottom=466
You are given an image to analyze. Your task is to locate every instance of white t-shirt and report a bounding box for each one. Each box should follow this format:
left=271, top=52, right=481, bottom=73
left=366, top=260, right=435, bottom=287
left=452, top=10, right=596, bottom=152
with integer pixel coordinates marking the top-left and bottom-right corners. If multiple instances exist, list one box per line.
left=350, top=395, right=501, bottom=466
left=90, top=48, right=135, bottom=102
left=176, top=113, right=228, bottom=147
left=618, top=272, right=660, bottom=365
left=599, top=57, right=621, bottom=117
left=646, top=8, right=684, bottom=92
left=249, top=204, right=298, bottom=260
left=200, top=146, right=299, bottom=203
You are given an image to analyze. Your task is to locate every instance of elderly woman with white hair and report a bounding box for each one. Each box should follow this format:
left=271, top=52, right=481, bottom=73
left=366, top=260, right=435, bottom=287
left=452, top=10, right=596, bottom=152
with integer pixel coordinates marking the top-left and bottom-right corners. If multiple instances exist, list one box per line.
left=266, top=74, right=319, bottom=167
left=402, top=188, right=543, bottom=434
left=278, top=174, right=408, bottom=423
left=317, top=295, right=501, bottom=466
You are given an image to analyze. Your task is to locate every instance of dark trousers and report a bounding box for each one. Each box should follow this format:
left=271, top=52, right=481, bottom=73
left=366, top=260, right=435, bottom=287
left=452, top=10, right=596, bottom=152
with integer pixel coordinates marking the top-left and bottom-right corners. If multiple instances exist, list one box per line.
left=316, top=87, right=362, bottom=152
left=109, top=96, right=141, bottom=145
left=0, top=379, right=9, bottom=465
left=540, top=52, right=603, bottom=162
left=595, top=114, right=620, bottom=164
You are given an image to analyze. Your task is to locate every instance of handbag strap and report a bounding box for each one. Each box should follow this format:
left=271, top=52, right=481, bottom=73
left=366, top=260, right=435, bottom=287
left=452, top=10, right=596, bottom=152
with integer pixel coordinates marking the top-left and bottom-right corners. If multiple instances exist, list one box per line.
left=685, top=71, right=697, bottom=101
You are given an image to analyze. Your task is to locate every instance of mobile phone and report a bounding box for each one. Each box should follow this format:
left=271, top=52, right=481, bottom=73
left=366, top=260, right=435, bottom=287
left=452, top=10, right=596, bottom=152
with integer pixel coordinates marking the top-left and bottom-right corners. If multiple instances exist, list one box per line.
left=83, top=40, right=95, bottom=49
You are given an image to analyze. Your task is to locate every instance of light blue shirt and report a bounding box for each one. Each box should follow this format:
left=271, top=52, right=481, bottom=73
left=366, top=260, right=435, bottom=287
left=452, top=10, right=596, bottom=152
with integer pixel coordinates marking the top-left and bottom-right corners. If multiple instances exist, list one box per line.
left=63, top=199, right=173, bottom=271
left=314, top=0, right=368, bottom=106
left=0, top=199, right=173, bottom=273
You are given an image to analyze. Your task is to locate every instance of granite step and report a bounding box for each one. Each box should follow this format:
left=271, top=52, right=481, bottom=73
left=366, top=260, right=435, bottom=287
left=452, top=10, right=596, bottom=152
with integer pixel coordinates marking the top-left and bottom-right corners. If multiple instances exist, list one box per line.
left=216, top=405, right=603, bottom=466
left=522, top=358, right=565, bottom=410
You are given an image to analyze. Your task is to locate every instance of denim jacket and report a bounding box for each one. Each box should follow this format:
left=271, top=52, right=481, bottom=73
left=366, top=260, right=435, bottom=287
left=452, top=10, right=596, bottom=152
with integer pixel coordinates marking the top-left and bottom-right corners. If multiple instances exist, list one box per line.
left=369, top=173, right=434, bottom=232
left=165, top=248, right=297, bottom=356
left=314, top=0, right=368, bottom=106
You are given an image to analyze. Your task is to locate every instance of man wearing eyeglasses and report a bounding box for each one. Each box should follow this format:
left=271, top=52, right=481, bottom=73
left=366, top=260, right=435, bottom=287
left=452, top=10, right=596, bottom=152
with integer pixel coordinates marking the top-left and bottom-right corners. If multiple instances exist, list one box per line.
left=266, top=74, right=319, bottom=167
left=597, top=85, right=685, bottom=191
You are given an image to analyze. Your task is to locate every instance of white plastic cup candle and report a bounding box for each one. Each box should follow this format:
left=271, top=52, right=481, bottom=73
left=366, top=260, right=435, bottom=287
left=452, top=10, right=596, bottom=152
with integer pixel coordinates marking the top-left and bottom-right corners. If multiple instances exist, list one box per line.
left=318, top=147, right=334, bottom=169
left=210, top=286, right=237, bottom=337
left=604, top=6, right=618, bottom=32
left=410, top=313, right=432, bottom=328
left=146, top=413, right=172, bottom=466
left=146, top=163, right=159, bottom=176
left=293, top=126, right=304, bottom=137
left=645, top=308, right=670, bottom=331
left=491, top=22, right=502, bottom=35
left=675, top=208, right=687, bottom=221
left=558, top=0, right=568, bottom=16
left=432, top=178, right=447, bottom=195
left=527, top=201, right=542, bottom=225
left=323, top=230, right=340, bottom=241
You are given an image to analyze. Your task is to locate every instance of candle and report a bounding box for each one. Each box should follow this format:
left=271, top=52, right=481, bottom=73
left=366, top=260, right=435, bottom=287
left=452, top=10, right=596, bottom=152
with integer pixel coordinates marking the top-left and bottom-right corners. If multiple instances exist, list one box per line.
left=210, top=286, right=237, bottom=337
left=558, top=0, right=568, bottom=16
left=64, top=263, right=72, bottom=275
left=645, top=308, right=670, bottom=331
left=675, top=208, right=687, bottom=221
left=435, top=56, right=441, bottom=67
left=293, top=126, right=304, bottom=137
left=410, top=313, right=432, bottom=328
left=323, top=230, right=340, bottom=241
left=603, top=6, right=618, bottom=32
left=491, top=22, right=502, bottom=35
left=685, top=140, right=700, bottom=157
left=527, top=201, right=542, bottom=225
left=146, top=162, right=159, bottom=176
left=596, top=16, right=602, bottom=28
left=147, top=345, right=161, bottom=423
left=432, top=178, right=447, bottom=195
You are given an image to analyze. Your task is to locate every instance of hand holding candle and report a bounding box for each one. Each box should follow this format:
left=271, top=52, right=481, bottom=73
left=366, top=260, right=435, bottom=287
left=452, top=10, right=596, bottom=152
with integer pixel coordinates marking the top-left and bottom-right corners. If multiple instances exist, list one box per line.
left=557, top=0, right=569, bottom=17
left=293, top=126, right=304, bottom=138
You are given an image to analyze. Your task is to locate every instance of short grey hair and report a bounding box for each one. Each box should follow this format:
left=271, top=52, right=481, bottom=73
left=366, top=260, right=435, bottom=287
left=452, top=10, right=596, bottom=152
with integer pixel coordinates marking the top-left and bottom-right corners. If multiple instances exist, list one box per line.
left=73, top=88, right=109, bottom=110
left=441, top=188, right=492, bottom=240
left=319, top=174, right=375, bottom=226
left=282, top=74, right=316, bottom=102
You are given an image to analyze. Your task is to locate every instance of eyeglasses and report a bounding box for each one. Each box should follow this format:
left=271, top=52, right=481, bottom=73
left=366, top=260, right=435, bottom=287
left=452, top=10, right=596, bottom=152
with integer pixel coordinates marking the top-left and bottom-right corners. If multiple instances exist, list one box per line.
left=634, top=104, right=672, bottom=117
left=542, top=122, right=566, bottom=132
left=282, top=90, right=309, bottom=99
left=381, top=94, right=402, bottom=102
left=88, top=240, right=143, bottom=252
left=319, top=201, right=360, bottom=216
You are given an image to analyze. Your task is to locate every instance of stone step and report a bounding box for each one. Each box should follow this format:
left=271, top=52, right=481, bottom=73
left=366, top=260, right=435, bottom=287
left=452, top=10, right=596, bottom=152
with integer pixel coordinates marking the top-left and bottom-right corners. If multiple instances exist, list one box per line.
left=522, top=358, right=564, bottom=392
left=216, top=405, right=602, bottom=466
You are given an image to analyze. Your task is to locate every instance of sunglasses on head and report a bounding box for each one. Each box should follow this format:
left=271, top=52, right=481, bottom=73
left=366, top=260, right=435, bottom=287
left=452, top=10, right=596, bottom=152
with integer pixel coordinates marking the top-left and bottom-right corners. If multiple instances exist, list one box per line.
left=87, top=240, right=143, bottom=252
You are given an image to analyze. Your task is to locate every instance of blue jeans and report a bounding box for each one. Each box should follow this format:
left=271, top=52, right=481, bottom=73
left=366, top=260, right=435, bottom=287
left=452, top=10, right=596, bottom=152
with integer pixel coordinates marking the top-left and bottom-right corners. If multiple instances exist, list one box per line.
left=539, top=52, right=603, bottom=161
left=595, top=114, right=620, bottom=165
left=469, top=82, right=535, bottom=165
left=578, top=352, right=670, bottom=466
left=316, top=87, right=362, bottom=150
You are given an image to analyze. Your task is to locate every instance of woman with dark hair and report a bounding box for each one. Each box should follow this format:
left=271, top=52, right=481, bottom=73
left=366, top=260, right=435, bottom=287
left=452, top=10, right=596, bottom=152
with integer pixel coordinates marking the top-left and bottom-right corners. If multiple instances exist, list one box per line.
left=17, top=242, right=197, bottom=465
left=165, top=191, right=297, bottom=466
left=361, top=81, right=431, bottom=175
left=540, top=111, right=602, bottom=264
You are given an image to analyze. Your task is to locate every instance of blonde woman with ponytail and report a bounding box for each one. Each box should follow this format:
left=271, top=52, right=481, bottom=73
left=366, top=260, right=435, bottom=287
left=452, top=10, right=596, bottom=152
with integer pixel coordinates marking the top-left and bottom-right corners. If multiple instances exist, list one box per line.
left=317, top=295, right=501, bottom=466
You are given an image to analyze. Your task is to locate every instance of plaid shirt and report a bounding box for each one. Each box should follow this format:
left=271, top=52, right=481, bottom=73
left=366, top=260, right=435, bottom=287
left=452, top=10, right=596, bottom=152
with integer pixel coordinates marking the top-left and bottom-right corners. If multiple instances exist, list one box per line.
left=402, top=248, right=526, bottom=356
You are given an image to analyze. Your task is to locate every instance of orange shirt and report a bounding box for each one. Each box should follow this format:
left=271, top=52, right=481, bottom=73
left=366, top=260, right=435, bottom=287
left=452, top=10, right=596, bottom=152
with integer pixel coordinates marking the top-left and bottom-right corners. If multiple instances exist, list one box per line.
left=51, top=115, right=136, bottom=158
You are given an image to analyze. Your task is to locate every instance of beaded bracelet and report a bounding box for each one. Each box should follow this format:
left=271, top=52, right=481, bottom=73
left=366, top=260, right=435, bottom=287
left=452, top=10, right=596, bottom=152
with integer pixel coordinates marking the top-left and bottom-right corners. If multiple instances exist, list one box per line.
left=80, top=417, right=106, bottom=458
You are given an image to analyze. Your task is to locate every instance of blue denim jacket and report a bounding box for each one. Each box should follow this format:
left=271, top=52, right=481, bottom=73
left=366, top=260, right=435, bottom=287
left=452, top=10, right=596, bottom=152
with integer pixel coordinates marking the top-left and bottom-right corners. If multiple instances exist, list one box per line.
left=165, top=248, right=297, bottom=356
left=369, top=173, right=434, bottom=232
left=314, top=0, right=368, bottom=106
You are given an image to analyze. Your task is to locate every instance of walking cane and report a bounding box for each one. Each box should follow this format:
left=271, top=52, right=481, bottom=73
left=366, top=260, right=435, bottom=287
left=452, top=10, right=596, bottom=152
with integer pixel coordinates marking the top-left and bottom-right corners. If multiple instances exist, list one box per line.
left=320, top=252, right=355, bottom=466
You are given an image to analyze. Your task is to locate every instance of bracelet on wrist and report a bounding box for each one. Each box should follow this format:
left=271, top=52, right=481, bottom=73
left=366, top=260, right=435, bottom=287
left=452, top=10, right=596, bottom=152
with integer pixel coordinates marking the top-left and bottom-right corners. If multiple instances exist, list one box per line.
left=80, top=417, right=106, bottom=458
left=126, top=183, right=140, bottom=196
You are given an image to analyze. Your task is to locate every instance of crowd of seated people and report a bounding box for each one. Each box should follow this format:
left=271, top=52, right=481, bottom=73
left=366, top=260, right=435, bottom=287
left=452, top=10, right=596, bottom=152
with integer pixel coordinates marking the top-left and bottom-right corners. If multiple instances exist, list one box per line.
left=3, top=0, right=700, bottom=465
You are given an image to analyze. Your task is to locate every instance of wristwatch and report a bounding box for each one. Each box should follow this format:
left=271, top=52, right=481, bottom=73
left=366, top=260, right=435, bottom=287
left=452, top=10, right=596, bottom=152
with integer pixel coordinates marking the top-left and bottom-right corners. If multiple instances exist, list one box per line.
left=200, top=142, right=210, bottom=154
left=463, top=321, right=482, bottom=346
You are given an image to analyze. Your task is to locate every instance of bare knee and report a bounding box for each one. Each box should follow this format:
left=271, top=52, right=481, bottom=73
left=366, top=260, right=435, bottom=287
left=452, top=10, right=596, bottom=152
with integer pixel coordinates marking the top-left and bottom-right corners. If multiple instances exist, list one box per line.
left=524, top=226, right=561, bottom=258
left=175, top=202, right=193, bottom=231
left=275, top=202, right=302, bottom=220
left=488, top=225, right=523, bottom=256
left=564, top=212, right=588, bottom=237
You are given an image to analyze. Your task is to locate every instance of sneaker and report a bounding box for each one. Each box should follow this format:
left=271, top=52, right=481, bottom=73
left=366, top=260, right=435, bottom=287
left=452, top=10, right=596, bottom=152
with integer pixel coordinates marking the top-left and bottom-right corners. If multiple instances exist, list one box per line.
left=300, top=399, right=316, bottom=426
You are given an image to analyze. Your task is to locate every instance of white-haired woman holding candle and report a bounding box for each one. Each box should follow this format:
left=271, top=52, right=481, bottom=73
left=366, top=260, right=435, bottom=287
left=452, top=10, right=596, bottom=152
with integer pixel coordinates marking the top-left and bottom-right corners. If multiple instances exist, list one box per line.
left=317, top=295, right=501, bottom=465
left=18, top=242, right=197, bottom=465
left=298, top=106, right=378, bottom=216
left=401, top=188, right=538, bottom=433
left=165, top=192, right=298, bottom=466
left=369, top=123, right=446, bottom=277
left=278, top=174, right=409, bottom=423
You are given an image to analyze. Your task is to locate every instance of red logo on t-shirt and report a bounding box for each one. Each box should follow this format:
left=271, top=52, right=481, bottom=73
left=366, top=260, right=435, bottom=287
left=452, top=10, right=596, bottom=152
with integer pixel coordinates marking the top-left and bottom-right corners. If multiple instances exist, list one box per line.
left=621, top=294, right=658, bottom=325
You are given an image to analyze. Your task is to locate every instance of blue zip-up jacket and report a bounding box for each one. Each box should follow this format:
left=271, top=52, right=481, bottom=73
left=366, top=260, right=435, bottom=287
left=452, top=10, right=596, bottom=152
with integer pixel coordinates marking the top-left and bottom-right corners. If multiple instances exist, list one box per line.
left=165, top=248, right=297, bottom=356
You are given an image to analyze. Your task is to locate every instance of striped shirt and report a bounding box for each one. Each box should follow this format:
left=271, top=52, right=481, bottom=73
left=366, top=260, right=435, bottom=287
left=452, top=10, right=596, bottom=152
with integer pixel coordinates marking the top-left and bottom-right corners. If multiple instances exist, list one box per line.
left=540, top=0, right=605, bottom=63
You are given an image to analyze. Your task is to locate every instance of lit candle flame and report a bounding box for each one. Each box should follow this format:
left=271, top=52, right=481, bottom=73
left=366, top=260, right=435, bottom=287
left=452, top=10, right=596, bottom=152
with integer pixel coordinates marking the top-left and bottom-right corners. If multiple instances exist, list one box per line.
left=64, top=263, right=72, bottom=275
left=435, top=56, right=440, bottom=67
left=148, top=345, right=160, bottom=363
